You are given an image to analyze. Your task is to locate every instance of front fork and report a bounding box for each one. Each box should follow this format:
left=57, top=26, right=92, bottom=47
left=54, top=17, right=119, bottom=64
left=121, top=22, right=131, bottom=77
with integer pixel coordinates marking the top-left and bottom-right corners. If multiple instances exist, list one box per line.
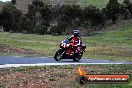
left=61, top=51, right=65, bottom=57
left=60, top=49, right=65, bottom=57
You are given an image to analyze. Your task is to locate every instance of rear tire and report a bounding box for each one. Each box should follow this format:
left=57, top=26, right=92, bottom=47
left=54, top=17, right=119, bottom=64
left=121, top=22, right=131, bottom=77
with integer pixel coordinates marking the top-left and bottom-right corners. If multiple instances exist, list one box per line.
left=73, top=52, right=83, bottom=62
left=54, top=49, right=63, bottom=61
left=73, top=56, right=81, bottom=62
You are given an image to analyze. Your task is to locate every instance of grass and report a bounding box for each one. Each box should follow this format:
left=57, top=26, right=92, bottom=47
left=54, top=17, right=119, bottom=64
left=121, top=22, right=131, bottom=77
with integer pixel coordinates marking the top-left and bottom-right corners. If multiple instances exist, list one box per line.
left=44, top=0, right=124, bottom=8
left=77, top=0, right=123, bottom=8
left=0, top=22, right=132, bottom=61
left=83, top=23, right=132, bottom=61
left=77, top=0, right=109, bottom=8
left=0, top=33, right=66, bottom=56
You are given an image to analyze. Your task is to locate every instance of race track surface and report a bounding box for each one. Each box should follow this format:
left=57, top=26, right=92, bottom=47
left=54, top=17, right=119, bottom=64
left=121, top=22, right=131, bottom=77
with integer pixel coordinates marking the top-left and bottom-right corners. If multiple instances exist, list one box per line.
left=0, top=56, right=132, bottom=68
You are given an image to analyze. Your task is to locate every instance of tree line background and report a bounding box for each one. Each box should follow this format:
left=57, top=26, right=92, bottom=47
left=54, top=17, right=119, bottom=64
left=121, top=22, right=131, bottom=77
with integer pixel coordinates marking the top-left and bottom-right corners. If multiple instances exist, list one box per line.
left=0, top=0, right=132, bottom=35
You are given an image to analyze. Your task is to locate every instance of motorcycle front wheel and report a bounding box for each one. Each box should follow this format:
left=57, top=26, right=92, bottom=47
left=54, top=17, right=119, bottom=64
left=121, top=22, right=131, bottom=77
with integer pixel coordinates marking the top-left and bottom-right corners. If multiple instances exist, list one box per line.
left=54, top=49, right=63, bottom=61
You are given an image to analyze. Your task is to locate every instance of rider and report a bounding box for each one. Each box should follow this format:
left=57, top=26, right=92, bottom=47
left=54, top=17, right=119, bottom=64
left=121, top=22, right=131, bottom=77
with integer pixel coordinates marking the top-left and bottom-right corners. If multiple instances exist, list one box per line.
left=67, top=29, right=82, bottom=53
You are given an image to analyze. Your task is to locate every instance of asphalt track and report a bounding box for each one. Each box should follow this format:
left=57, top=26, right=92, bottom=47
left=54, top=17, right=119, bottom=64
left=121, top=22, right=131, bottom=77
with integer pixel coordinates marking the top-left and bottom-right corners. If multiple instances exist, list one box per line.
left=0, top=56, right=132, bottom=68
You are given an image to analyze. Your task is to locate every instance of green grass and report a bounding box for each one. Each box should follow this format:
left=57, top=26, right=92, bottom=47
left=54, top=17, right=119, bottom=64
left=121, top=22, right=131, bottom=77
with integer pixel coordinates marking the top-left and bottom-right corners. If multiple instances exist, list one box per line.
left=0, top=33, right=66, bottom=56
left=77, top=0, right=124, bottom=8
left=83, top=23, right=132, bottom=61
left=77, top=0, right=109, bottom=8
left=0, top=23, right=132, bottom=61
left=44, top=0, right=124, bottom=8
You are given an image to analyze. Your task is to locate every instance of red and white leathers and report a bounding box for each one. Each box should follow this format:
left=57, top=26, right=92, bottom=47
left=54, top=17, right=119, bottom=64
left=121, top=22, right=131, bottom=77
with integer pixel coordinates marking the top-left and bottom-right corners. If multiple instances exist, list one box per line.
left=68, top=34, right=82, bottom=46
left=68, top=34, right=82, bottom=53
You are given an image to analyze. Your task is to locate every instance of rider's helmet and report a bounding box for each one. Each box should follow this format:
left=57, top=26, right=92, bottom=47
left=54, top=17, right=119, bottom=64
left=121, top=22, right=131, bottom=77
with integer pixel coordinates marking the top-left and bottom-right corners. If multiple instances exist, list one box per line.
left=73, top=29, right=79, bottom=37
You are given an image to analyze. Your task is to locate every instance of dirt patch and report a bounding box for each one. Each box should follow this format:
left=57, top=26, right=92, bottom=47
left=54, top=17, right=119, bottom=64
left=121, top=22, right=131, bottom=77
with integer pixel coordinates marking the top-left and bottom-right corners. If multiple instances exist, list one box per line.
left=0, top=65, right=132, bottom=88
left=0, top=67, right=77, bottom=88
left=0, top=44, right=46, bottom=56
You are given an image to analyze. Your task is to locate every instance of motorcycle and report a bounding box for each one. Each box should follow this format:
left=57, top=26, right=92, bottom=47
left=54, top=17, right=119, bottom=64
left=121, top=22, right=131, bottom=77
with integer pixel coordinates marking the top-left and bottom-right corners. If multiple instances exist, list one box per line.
left=54, top=39, right=86, bottom=62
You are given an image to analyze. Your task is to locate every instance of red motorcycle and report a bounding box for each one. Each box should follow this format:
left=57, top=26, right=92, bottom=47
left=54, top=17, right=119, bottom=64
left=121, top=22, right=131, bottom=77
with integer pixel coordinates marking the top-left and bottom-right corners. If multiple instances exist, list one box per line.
left=54, top=39, right=86, bottom=61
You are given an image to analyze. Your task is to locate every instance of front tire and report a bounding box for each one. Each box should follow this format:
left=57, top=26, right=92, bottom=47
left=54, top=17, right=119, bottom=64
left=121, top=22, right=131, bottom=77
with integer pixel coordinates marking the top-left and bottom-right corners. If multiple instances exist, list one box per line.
left=54, top=49, right=63, bottom=61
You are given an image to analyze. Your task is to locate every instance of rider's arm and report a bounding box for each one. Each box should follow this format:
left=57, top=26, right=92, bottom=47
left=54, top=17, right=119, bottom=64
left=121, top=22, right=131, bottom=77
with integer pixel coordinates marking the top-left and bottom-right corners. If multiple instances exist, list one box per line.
left=78, top=35, right=82, bottom=46
left=77, top=37, right=81, bottom=46
left=67, top=35, right=74, bottom=41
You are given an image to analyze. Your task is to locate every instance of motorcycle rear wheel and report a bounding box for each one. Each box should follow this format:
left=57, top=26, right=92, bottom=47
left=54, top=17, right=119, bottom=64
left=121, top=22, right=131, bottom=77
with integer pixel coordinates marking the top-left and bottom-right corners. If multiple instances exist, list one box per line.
left=73, top=53, right=82, bottom=62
